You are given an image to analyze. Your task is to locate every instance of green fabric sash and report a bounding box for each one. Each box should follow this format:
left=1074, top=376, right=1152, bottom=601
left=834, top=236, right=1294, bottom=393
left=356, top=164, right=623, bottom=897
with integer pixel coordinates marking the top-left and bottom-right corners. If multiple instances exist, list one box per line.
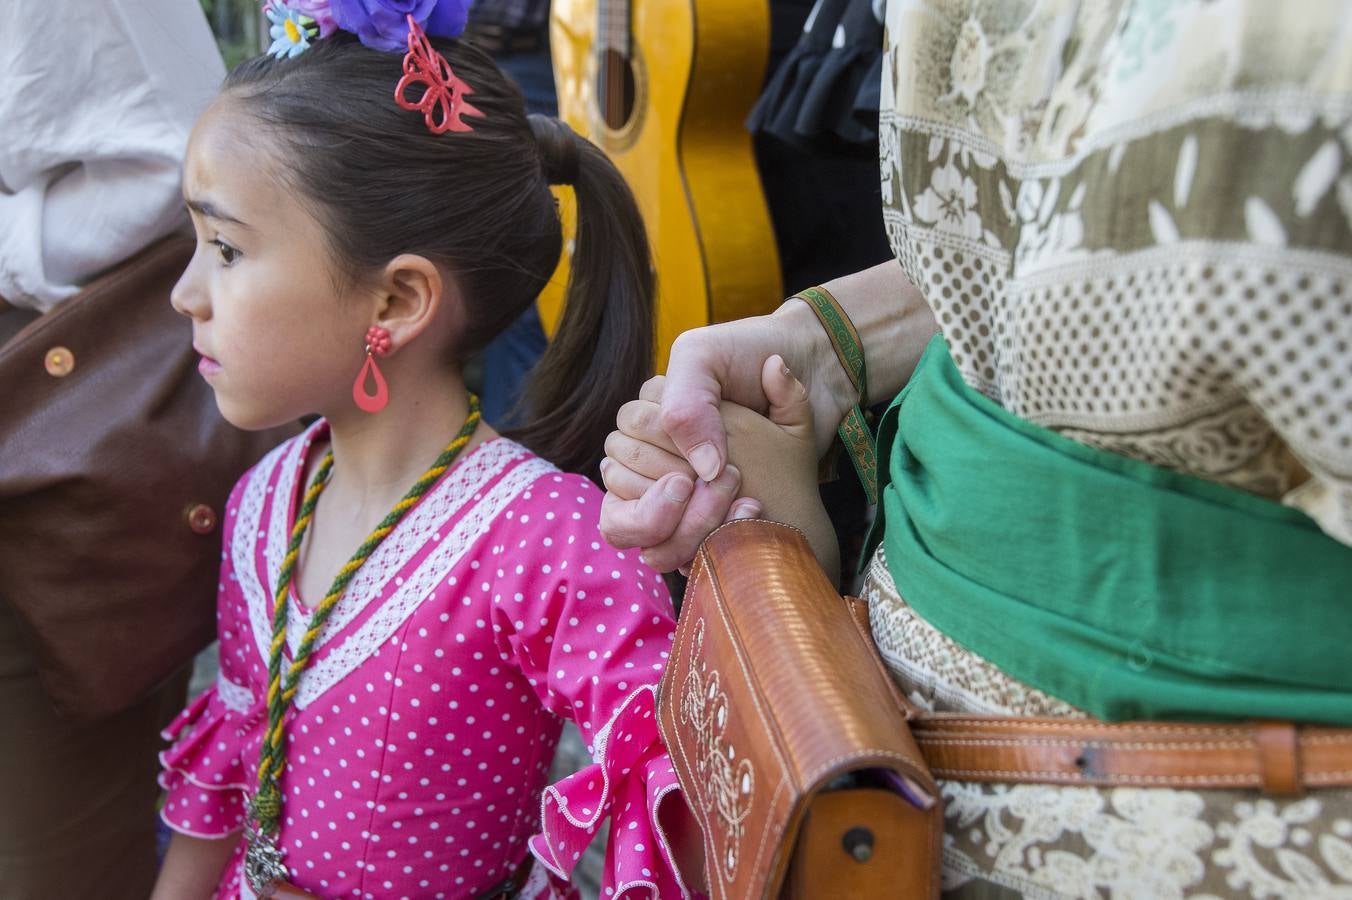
left=869, top=336, right=1352, bottom=724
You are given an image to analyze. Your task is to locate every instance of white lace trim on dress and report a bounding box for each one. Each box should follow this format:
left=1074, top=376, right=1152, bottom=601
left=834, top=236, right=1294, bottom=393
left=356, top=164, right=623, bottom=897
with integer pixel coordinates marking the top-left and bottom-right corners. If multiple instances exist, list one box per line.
left=292, top=450, right=555, bottom=708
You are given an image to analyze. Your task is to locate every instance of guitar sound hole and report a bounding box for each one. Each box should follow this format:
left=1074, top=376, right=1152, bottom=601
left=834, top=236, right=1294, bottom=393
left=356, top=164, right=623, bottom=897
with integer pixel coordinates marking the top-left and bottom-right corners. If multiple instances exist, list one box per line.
left=598, top=48, right=637, bottom=131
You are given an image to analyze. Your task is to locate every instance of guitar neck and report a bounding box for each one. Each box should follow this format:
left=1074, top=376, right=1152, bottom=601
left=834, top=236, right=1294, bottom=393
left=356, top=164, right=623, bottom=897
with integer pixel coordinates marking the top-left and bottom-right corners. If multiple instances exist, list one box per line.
left=597, top=0, right=630, bottom=56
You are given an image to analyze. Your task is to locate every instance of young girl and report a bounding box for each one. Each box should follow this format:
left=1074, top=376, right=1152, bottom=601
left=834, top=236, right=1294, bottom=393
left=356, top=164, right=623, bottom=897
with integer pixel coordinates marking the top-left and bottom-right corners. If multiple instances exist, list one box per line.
left=151, top=3, right=696, bottom=897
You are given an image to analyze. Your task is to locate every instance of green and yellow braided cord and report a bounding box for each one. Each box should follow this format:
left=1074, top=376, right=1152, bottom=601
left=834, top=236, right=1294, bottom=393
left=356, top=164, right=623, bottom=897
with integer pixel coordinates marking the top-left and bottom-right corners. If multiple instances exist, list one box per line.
left=250, top=395, right=482, bottom=834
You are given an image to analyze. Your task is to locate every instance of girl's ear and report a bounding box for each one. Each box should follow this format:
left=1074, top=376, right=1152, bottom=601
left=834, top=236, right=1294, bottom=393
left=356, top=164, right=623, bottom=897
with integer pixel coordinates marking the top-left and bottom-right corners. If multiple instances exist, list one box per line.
left=373, top=254, right=456, bottom=351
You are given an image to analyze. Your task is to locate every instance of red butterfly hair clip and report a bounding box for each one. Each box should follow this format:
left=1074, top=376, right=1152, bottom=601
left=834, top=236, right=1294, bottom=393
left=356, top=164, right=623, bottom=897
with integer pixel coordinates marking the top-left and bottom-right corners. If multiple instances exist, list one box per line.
left=394, top=15, right=484, bottom=134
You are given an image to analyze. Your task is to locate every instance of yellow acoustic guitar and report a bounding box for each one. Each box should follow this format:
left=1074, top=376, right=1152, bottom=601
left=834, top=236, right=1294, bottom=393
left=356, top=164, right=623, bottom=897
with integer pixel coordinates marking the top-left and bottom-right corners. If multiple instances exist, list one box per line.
left=542, top=0, right=783, bottom=369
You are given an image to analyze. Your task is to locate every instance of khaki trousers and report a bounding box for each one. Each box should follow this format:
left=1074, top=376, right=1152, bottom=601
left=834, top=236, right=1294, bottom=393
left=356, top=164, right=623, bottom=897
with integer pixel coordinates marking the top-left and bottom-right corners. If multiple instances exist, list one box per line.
left=0, top=600, right=186, bottom=900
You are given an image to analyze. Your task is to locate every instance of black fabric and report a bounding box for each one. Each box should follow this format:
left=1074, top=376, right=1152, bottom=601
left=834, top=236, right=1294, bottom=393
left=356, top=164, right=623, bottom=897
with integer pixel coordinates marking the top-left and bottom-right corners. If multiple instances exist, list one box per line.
left=752, top=0, right=892, bottom=305
left=750, top=0, right=891, bottom=574
left=465, top=0, right=549, bottom=32
left=750, top=0, right=885, bottom=149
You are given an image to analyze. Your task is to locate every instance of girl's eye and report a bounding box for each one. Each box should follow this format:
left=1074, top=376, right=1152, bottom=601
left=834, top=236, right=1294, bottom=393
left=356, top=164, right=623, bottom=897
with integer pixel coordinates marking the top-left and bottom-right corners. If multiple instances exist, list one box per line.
left=211, top=239, right=241, bottom=266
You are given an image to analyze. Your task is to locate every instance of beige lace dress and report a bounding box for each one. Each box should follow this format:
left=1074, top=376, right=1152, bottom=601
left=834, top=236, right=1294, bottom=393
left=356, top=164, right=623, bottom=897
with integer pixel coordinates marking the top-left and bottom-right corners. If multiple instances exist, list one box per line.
left=868, top=1, right=1352, bottom=896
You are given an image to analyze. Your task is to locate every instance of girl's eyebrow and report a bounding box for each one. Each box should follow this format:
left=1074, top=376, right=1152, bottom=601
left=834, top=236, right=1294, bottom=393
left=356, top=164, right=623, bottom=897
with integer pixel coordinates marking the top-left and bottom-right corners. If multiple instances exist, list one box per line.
left=185, top=196, right=253, bottom=230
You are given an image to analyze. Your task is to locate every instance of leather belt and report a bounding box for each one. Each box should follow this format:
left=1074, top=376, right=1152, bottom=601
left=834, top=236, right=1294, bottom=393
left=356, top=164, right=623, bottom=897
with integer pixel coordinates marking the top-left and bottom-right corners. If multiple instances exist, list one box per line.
left=910, top=716, right=1352, bottom=796
left=841, top=596, right=1352, bottom=798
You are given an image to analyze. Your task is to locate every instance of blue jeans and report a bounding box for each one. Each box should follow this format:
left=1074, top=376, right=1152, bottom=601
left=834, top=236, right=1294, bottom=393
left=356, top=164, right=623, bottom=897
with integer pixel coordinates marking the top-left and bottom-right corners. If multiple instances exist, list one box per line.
left=479, top=303, right=548, bottom=427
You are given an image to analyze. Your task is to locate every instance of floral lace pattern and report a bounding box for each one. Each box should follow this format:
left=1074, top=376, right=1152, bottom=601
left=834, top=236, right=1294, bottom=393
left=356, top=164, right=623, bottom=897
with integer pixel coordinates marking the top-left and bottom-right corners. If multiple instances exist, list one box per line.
left=232, top=428, right=539, bottom=709
left=864, top=548, right=1352, bottom=899
left=161, top=435, right=687, bottom=899
left=880, top=0, right=1352, bottom=545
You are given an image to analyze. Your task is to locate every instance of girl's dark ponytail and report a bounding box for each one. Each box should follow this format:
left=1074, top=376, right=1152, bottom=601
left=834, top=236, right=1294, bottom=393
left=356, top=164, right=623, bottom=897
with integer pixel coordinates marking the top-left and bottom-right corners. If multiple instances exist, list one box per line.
left=506, top=117, right=655, bottom=479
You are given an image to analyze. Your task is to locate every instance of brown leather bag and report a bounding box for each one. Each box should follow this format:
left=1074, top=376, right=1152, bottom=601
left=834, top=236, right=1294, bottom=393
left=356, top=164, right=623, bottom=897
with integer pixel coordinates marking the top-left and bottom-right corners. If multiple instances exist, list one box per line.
left=0, top=237, right=293, bottom=722
left=659, top=521, right=1352, bottom=900
left=658, top=519, right=943, bottom=900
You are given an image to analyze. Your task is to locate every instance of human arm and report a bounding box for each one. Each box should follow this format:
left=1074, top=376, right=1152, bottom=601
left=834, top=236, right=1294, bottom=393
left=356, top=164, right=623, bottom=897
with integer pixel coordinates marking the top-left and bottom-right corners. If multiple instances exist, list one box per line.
left=0, top=0, right=223, bottom=311
left=151, top=832, right=238, bottom=900
left=600, top=259, right=936, bottom=571
left=662, top=260, right=933, bottom=475
left=490, top=475, right=703, bottom=896
left=603, top=358, right=840, bottom=581
left=154, top=479, right=262, bottom=894
left=722, top=359, right=839, bottom=581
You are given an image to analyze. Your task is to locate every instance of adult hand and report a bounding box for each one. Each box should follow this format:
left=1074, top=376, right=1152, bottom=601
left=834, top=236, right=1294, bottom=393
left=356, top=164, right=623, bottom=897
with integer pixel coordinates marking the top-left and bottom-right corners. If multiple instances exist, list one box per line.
left=658, top=307, right=851, bottom=483
left=601, top=261, right=930, bottom=569
left=600, top=305, right=854, bottom=568
left=600, top=376, right=763, bottom=571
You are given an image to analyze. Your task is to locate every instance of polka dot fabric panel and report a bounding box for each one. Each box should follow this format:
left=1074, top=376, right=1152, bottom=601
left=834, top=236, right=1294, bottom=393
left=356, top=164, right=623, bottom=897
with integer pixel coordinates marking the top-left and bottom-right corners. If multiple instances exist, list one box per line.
left=159, top=426, right=687, bottom=899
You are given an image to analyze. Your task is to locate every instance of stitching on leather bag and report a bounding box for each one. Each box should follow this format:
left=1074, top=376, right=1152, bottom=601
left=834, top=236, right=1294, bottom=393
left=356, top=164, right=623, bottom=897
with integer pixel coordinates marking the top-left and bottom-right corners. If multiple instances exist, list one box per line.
left=758, top=781, right=791, bottom=890
left=1310, top=770, right=1352, bottom=783
left=705, top=550, right=795, bottom=787
left=801, top=749, right=940, bottom=791
left=837, top=578, right=942, bottom=896
left=801, top=743, right=948, bottom=896
left=705, top=536, right=796, bottom=889
left=677, top=616, right=758, bottom=882
left=714, top=522, right=942, bottom=897
left=846, top=595, right=926, bottom=723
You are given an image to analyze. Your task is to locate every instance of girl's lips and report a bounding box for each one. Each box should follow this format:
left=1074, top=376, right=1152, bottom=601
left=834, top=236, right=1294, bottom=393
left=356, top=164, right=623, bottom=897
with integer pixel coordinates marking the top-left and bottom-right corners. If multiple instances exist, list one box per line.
left=198, top=355, right=222, bottom=377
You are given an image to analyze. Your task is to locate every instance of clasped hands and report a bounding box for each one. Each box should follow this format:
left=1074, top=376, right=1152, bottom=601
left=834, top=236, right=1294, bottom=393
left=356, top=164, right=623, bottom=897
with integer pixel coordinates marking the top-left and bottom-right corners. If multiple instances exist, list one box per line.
left=598, top=309, right=849, bottom=582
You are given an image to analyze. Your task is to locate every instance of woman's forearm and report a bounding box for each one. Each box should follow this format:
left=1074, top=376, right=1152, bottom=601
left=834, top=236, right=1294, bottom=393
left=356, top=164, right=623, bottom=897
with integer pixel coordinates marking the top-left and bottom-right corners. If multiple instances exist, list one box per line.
left=776, top=259, right=938, bottom=443
left=823, top=258, right=938, bottom=405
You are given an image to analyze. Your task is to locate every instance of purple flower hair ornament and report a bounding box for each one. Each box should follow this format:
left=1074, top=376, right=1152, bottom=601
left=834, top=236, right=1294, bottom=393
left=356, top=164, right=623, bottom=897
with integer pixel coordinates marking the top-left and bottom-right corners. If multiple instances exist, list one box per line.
left=329, top=0, right=471, bottom=52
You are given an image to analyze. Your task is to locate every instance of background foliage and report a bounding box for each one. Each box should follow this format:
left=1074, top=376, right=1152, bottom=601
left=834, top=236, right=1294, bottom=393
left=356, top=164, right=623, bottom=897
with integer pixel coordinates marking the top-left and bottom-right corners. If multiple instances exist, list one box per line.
left=200, top=0, right=263, bottom=70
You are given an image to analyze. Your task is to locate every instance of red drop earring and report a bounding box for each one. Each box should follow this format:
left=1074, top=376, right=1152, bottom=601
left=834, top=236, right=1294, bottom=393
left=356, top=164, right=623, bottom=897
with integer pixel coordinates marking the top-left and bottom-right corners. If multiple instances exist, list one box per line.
left=353, top=326, right=392, bottom=413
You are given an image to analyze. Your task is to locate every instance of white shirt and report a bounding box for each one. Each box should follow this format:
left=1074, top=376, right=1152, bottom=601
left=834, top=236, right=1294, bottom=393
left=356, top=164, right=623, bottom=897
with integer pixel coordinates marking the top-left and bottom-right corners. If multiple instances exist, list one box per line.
left=0, top=0, right=224, bottom=312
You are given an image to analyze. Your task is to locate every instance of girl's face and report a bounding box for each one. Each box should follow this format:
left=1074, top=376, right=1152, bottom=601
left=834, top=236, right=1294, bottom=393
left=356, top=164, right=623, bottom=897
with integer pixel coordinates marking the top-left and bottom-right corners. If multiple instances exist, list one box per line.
left=172, top=98, right=375, bottom=431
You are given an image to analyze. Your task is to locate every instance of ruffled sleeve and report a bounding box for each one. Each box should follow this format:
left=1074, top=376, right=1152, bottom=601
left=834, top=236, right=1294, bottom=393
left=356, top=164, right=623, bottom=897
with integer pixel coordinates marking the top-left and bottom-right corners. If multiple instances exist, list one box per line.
left=533, top=686, right=686, bottom=898
left=747, top=0, right=884, bottom=148
left=489, top=471, right=693, bottom=898
left=158, top=679, right=262, bottom=838
left=158, top=476, right=263, bottom=840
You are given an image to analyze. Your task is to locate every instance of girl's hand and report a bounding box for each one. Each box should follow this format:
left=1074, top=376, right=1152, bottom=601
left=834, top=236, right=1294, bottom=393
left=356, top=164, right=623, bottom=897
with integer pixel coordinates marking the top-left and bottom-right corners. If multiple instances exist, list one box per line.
left=600, top=302, right=853, bottom=568
left=721, top=356, right=839, bottom=580
left=600, top=376, right=758, bottom=572
left=657, top=304, right=857, bottom=482
left=602, top=357, right=839, bottom=579
left=600, top=261, right=933, bottom=571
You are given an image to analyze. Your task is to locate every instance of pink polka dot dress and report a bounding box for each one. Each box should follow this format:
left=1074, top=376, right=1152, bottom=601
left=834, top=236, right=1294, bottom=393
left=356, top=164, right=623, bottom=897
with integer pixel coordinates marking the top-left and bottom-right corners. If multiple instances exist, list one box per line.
left=159, top=425, right=691, bottom=899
